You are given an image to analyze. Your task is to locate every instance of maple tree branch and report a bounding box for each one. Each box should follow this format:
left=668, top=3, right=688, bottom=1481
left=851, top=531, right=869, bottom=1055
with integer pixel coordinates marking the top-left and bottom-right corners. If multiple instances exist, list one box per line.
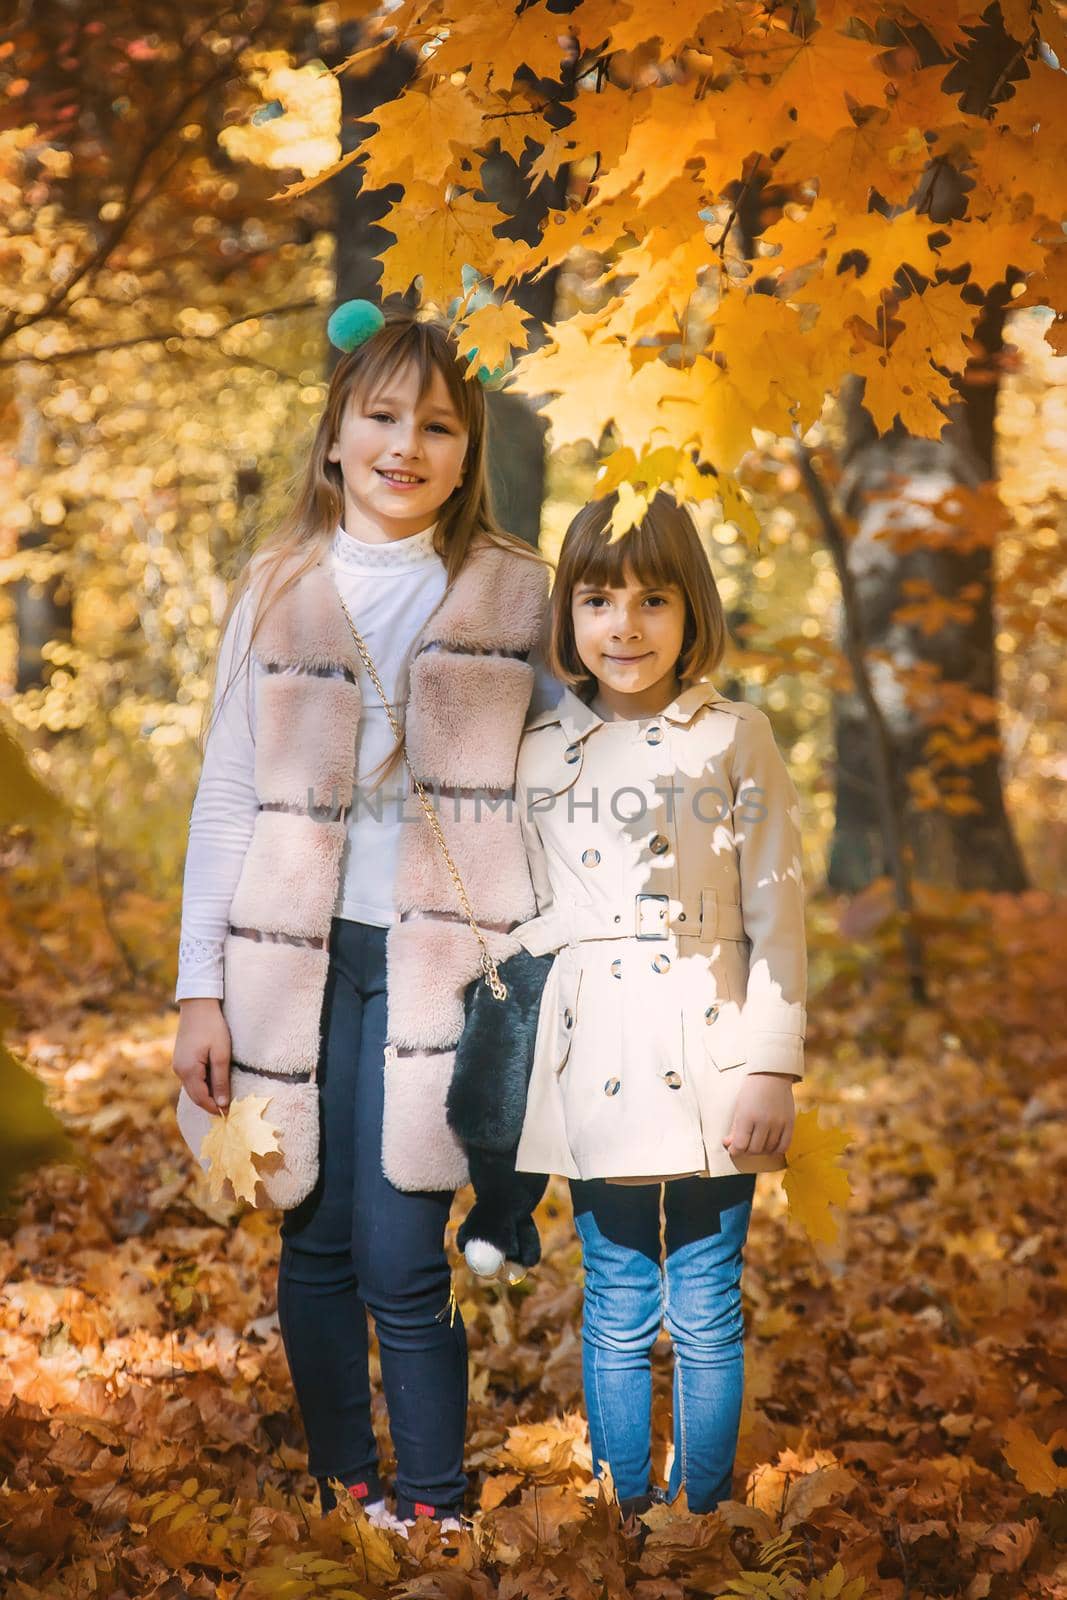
left=481, top=100, right=552, bottom=123
left=794, top=438, right=928, bottom=1002
left=0, top=300, right=322, bottom=368
left=914, top=153, right=950, bottom=218
left=712, top=155, right=763, bottom=258
left=985, top=27, right=1037, bottom=112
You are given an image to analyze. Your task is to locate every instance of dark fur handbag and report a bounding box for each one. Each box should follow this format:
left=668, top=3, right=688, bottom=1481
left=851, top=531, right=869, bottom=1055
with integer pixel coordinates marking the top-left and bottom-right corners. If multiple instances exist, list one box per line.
left=447, top=948, right=552, bottom=1275
left=448, top=947, right=552, bottom=1152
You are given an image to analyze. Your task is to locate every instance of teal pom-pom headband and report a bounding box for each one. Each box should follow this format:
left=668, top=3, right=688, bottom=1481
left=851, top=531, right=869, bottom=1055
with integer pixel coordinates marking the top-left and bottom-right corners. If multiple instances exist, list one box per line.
left=326, top=299, right=386, bottom=352
left=326, top=298, right=512, bottom=386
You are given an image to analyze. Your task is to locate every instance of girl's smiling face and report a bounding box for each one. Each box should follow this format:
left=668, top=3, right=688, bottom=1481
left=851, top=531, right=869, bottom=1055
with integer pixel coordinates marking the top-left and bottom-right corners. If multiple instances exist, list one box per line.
left=572, top=562, right=688, bottom=718
left=327, top=359, right=468, bottom=539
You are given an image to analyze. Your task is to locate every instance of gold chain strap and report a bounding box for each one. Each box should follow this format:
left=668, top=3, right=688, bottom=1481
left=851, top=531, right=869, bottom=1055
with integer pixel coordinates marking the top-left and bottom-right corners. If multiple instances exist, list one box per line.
left=334, top=587, right=508, bottom=1003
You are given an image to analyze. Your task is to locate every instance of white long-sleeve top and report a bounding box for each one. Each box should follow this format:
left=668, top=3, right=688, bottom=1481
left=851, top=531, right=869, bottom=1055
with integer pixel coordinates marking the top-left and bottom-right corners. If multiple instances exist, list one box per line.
left=175, top=522, right=447, bottom=1001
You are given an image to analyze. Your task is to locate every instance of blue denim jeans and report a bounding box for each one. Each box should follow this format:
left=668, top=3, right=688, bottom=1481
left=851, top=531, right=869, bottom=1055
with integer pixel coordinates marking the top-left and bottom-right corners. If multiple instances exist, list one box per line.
left=570, top=1173, right=756, bottom=1515
left=277, top=920, right=467, bottom=1520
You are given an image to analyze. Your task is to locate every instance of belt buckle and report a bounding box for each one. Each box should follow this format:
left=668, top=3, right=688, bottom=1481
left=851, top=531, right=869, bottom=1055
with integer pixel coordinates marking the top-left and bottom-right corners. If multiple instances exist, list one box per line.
left=635, top=893, right=669, bottom=940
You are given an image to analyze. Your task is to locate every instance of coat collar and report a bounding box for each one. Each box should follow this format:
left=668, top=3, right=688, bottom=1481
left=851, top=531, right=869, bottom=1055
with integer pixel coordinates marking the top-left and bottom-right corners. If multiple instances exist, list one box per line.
left=527, top=681, right=733, bottom=743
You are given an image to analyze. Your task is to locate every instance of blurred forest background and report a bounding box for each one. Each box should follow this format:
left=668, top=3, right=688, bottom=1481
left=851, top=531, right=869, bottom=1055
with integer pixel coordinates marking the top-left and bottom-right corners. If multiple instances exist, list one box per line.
left=1, top=3, right=1065, bottom=1597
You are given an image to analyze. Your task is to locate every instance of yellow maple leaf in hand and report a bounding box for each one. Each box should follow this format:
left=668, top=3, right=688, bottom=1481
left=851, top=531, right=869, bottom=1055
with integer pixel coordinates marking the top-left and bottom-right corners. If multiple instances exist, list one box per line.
left=200, top=1095, right=280, bottom=1206
left=782, top=1108, right=851, bottom=1244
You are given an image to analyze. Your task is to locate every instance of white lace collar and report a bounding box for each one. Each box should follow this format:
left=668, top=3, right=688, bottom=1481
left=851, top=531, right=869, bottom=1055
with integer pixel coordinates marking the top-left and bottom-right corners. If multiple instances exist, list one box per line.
left=331, top=521, right=439, bottom=573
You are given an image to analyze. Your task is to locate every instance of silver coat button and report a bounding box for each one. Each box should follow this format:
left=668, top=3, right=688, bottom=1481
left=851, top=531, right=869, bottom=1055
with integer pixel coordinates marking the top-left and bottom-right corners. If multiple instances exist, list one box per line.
left=705, top=1003, right=721, bottom=1023
left=649, top=834, right=669, bottom=855
left=564, top=744, right=581, bottom=764
left=645, top=726, right=664, bottom=745
left=582, top=849, right=600, bottom=867
left=652, top=954, right=671, bottom=974
left=611, top=959, right=622, bottom=979
left=664, top=1071, right=682, bottom=1090
left=604, top=1077, right=621, bottom=1096
left=564, top=1008, right=574, bottom=1029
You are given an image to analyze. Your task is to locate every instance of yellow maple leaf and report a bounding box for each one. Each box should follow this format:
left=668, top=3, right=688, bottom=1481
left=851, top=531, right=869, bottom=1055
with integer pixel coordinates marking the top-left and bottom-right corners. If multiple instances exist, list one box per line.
left=595, top=444, right=713, bottom=507
left=525, top=129, right=574, bottom=194
left=855, top=346, right=956, bottom=438
left=455, top=300, right=533, bottom=377
left=502, top=181, right=645, bottom=286
left=611, top=231, right=712, bottom=338
left=772, top=25, right=891, bottom=140
left=776, top=115, right=924, bottom=212
left=609, top=357, right=698, bottom=455
left=933, top=215, right=1051, bottom=290
left=834, top=209, right=938, bottom=299
left=591, top=0, right=721, bottom=55
left=714, top=473, right=761, bottom=546
left=425, top=4, right=573, bottom=91
left=200, top=1095, right=281, bottom=1206
left=557, top=83, right=640, bottom=178
left=507, top=316, right=631, bottom=447
left=357, top=80, right=486, bottom=190
left=1001, top=1421, right=1067, bottom=1497
left=782, top=1108, right=851, bottom=1244
left=607, top=480, right=650, bottom=542
left=595, top=87, right=718, bottom=205
left=378, top=182, right=508, bottom=308
left=891, top=282, right=980, bottom=377
left=680, top=356, right=764, bottom=473
left=334, top=1491, right=401, bottom=1579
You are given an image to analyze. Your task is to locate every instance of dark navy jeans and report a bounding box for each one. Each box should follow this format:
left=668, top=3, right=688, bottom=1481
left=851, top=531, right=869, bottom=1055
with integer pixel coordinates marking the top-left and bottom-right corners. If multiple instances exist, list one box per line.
left=277, top=919, right=467, bottom=1519
left=570, top=1172, right=756, bottom=1515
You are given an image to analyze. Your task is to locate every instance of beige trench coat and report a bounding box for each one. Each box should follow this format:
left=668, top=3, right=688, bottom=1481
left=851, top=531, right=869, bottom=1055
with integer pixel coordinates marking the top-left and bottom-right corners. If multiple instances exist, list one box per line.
left=512, top=682, right=807, bottom=1183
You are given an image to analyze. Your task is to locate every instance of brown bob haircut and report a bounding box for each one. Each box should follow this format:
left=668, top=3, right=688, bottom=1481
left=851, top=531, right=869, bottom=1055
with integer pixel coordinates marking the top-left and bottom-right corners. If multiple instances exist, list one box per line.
left=548, top=489, right=727, bottom=700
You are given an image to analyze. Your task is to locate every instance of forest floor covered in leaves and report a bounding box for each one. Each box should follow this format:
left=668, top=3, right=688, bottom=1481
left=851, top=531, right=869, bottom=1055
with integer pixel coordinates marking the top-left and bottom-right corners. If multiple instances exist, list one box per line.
left=1, top=890, right=1065, bottom=1599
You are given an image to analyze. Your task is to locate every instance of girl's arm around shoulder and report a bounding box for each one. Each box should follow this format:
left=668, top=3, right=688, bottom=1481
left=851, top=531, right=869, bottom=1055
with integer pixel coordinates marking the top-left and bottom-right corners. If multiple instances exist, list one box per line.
left=728, top=703, right=808, bottom=1080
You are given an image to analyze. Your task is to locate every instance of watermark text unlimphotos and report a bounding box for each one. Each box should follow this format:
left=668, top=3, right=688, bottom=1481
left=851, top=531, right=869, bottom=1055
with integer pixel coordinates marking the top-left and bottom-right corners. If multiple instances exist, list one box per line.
left=305, top=784, right=770, bottom=826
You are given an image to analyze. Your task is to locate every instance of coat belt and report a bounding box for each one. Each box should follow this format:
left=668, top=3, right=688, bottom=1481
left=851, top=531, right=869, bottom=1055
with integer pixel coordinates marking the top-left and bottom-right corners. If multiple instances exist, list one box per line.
left=517, top=892, right=746, bottom=954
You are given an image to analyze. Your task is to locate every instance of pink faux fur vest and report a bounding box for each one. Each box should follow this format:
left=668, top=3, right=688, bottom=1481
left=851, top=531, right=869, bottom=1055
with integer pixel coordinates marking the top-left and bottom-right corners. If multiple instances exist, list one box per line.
left=221, top=538, right=548, bottom=1197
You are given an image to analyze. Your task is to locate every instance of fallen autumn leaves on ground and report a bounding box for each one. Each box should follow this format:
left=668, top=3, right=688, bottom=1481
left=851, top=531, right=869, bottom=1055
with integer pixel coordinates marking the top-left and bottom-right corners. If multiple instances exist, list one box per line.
left=1, top=891, right=1064, bottom=1597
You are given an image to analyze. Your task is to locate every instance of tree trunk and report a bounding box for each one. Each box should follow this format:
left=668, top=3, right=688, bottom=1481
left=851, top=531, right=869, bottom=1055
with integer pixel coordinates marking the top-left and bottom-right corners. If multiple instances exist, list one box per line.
left=830, top=333, right=1027, bottom=892
left=827, top=7, right=1030, bottom=893
left=477, top=145, right=568, bottom=548
left=331, top=37, right=418, bottom=316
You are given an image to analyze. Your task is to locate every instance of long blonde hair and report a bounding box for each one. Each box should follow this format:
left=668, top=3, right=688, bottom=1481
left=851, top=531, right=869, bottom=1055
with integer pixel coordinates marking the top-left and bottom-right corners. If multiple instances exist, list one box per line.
left=204, top=311, right=543, bottom=753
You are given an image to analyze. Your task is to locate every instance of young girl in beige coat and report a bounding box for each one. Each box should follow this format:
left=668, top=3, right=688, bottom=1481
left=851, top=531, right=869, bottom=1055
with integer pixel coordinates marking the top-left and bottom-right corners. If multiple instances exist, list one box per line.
left=512, top=490, right=807, bottom=1516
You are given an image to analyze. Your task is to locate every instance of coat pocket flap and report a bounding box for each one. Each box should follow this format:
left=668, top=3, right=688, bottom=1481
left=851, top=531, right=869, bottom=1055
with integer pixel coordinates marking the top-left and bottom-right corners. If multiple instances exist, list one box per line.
left=703, top=1003, right=748, bottom=1072
left=700, top=890, right=745, bottom=941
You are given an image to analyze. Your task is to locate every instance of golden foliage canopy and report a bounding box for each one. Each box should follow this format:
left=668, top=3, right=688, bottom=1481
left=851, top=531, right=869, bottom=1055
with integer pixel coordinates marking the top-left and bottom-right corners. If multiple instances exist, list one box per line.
left=317, top=0, right=1067, bottom=526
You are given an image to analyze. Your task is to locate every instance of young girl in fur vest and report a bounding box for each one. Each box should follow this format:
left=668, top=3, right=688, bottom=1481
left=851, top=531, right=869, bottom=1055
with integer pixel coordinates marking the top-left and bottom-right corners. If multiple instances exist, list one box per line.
left=511, top=490, right=807, bottom=1517
left=170, top=306, right=547, bottom=1528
